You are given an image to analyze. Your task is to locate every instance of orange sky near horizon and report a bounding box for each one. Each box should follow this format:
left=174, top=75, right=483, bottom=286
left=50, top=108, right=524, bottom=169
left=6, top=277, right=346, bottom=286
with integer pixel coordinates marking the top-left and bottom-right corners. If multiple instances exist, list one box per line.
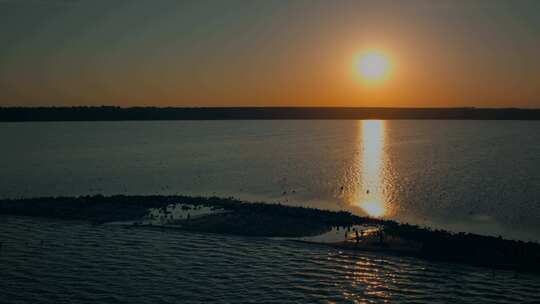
left=1, top=0, right=540, bottom=108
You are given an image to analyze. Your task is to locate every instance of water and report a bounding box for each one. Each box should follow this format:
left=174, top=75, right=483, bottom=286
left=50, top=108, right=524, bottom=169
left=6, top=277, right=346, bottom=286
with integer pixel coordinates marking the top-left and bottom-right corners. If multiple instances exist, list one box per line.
left=1, top=120, right=539, bottom=241
left=2, top=120, right=540, bottom=303
left=1, top=215, right=539, bottom=304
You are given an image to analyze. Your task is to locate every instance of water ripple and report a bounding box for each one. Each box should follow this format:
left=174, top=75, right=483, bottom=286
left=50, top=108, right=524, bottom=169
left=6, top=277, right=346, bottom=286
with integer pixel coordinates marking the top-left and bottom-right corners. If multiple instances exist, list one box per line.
left=1, top=216, right=540, bottom=303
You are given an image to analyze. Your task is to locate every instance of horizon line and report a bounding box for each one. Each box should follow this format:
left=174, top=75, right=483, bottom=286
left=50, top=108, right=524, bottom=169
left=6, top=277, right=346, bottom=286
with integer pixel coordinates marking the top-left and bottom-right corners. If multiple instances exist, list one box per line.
left=2, top=105, right=540, bottom=110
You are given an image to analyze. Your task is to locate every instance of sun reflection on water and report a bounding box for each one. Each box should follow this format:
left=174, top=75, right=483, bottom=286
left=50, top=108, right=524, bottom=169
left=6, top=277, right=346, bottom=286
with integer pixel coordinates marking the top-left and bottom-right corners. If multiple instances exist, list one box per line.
left=357, top=120, right=388, bottom=217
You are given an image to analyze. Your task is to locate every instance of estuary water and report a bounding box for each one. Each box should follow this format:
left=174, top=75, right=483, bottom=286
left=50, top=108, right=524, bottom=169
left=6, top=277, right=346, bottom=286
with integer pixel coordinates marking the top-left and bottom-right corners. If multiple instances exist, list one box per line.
left=1, top=120, right=540, bottom=303
left=1, top=120, right=539, bottom=241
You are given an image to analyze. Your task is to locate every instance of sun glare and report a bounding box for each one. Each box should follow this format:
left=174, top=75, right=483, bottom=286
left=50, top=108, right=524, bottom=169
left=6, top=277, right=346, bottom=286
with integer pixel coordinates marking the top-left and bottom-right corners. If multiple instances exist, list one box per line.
left=355, top=50, right=392, bottom=85
left=357, top=120, right=388, bottom=218
left=360, top=200, right=386, bottom=218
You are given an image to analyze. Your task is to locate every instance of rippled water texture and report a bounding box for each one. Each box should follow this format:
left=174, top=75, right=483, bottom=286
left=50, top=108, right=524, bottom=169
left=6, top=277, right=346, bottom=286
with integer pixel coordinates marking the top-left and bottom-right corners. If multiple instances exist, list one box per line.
left=1, top=120, right=539, bottom=240
left=1, top=216, right=539, bottom=304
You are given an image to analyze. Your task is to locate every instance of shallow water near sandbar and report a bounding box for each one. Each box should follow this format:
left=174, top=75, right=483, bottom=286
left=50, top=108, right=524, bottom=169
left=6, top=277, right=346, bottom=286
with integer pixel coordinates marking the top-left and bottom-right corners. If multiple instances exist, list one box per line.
left=1, top=215, right=540, bottom=304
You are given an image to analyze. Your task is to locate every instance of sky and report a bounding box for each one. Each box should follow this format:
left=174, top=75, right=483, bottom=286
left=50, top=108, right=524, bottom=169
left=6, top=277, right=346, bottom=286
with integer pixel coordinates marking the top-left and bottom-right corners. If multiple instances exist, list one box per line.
left=1, top=0, right=539, bottom=108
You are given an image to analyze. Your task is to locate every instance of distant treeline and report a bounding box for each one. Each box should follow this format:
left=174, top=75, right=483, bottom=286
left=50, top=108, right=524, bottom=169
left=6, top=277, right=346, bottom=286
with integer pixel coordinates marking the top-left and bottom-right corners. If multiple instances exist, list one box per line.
left=1, top=106, right=540, bottom=121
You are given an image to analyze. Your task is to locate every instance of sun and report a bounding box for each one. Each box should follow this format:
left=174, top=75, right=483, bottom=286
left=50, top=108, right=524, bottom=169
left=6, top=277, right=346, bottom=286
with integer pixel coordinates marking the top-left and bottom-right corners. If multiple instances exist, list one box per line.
left=360, top=200, right=386, bottom=217
left=355, top=50, right=392, bottom=85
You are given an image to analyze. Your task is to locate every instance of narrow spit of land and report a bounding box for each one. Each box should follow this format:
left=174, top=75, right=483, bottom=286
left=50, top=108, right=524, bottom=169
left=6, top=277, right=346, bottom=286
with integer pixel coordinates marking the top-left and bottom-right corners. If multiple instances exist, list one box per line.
left=1, top=106, right=540, bottom=121
left=0, top=195, right=539, bottom=275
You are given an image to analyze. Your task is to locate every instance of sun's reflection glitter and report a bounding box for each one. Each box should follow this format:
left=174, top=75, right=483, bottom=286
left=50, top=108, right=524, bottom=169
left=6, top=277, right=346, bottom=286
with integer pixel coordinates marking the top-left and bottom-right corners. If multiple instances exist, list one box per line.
left=357, top=120, right=388, bottom=217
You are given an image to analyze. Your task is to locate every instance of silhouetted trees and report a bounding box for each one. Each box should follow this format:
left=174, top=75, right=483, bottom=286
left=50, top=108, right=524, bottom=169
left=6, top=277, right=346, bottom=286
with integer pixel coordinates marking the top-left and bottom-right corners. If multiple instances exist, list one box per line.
left=1, top=106, right=540, bottom=121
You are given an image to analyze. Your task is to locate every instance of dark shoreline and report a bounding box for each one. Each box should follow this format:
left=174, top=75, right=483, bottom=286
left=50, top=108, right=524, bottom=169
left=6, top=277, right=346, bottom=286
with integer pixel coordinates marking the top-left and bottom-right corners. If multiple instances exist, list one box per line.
left=1, top=194, right=539, bottom=275
left=2, top=106, right=540, bottom=121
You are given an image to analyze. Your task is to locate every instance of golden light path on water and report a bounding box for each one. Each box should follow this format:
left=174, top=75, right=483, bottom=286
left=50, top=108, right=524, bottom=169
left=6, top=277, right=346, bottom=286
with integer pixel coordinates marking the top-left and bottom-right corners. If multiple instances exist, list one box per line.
left=357, top=120, right=388, bottom=217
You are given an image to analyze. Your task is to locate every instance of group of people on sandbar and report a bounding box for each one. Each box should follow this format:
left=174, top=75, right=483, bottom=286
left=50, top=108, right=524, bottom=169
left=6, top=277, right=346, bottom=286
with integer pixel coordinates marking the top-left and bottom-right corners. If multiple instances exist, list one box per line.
left=347, top=227, right=385, bottom=245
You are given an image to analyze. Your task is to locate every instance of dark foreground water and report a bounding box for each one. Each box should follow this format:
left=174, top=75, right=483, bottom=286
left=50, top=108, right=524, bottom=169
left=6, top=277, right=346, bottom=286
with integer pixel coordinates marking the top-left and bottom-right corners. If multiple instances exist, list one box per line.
left=1, top=216, right=539, bottom=304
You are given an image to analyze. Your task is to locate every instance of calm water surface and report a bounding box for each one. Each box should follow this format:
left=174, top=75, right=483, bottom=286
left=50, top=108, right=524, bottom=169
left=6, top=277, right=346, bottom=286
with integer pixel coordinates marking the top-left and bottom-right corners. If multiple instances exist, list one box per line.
left=1, top=120, right=540, bottom=303
left=1, top=120, right=539, bottom=240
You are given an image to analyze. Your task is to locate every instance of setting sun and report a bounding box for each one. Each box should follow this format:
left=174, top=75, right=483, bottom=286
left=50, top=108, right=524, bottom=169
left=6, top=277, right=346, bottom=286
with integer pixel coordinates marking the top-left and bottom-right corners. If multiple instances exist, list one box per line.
left=360, top=200, right=386, bottom=217
left=355, top=50, right=392, bottom=85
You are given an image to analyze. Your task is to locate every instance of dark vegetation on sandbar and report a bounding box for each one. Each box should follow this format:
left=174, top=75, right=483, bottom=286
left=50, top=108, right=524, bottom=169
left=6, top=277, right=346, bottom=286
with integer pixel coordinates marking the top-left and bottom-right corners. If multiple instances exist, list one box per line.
left=1, top=195, right=539, bottom=275
left=1, top=106, right=540, bottom=121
